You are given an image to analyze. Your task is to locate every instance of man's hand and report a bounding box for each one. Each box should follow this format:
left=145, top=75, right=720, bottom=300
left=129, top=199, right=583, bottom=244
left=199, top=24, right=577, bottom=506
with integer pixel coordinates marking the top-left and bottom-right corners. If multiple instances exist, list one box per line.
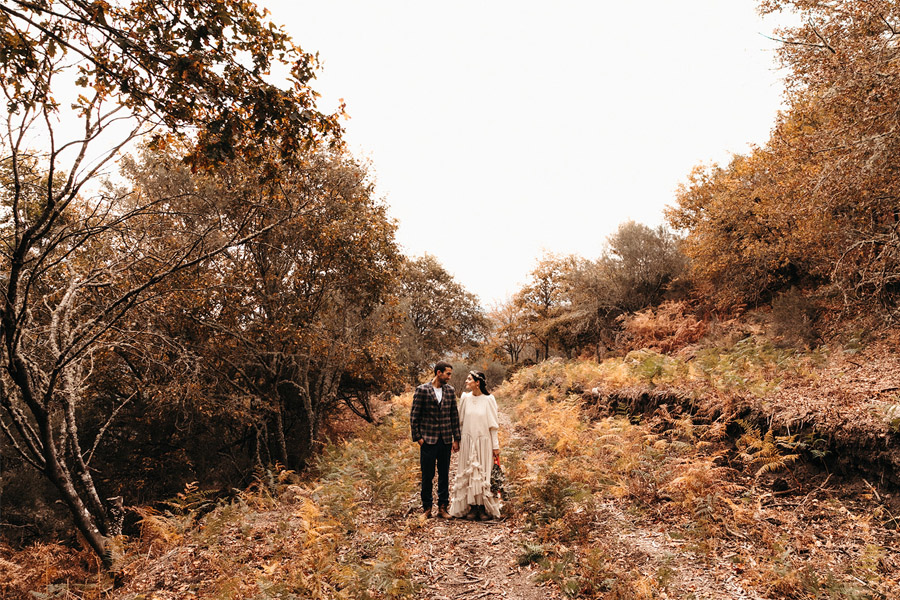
left=452, top=441, right=459, bottom=453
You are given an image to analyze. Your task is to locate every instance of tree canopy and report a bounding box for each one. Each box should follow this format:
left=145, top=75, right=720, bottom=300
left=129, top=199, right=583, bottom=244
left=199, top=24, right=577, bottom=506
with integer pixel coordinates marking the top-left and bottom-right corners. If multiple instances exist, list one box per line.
left=398, top=254, right=489, bottom=379
left=668, top=0, right=900, bottom=311
left=0, top=0, right=341, bottom=166
left=0, top=0, right=345, bottom=567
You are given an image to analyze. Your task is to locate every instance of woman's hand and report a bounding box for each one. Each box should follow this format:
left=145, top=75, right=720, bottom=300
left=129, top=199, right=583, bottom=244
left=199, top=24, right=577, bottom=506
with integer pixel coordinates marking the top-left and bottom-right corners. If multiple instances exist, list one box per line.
left=492, top=449, right=500, bottom=459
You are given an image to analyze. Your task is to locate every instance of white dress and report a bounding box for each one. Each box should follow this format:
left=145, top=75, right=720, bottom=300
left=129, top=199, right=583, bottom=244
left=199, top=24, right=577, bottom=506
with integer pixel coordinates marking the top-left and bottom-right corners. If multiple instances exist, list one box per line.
left=449, top=392, right=502, bottom=518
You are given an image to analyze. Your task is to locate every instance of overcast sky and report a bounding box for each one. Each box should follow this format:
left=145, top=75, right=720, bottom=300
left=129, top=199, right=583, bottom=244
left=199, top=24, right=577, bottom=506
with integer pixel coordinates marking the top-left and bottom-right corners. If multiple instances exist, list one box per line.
left=258, top=0, right=792, bottom=306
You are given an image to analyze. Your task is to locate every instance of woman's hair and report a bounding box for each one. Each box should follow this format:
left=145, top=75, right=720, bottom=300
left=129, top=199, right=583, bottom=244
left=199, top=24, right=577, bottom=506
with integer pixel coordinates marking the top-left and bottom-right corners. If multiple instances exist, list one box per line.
left=469, top=371, right=489, bottom=395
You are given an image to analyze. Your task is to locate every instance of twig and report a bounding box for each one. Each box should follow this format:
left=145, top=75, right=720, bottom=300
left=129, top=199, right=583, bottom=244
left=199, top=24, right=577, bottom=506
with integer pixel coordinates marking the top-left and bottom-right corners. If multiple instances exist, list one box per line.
left=807, top=20, right=836, bottom=54
left=798, top=473, right=832, bottom=510
left=862, top=478, right=900, bottom=527
left=862, top=479, right=881, bottom=502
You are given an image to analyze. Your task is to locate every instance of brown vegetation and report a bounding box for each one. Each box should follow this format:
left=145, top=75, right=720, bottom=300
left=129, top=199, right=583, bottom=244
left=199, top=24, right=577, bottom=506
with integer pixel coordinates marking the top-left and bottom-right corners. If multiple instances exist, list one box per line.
left=10, top=347, right=900, bottom=599
left=5, top=1, right=900, bottom=596
left=668, top=0, right=900, bottom=312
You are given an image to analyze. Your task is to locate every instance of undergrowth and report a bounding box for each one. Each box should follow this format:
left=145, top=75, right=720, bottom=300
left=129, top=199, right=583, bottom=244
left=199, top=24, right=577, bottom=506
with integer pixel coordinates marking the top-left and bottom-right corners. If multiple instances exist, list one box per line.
left=10, top=406, right=420, bottom=600
left=524, top=335, right=827, bottom=395
left=8, top=348, right=898, bottom=600
left=498, top=358, right=898, bottom=599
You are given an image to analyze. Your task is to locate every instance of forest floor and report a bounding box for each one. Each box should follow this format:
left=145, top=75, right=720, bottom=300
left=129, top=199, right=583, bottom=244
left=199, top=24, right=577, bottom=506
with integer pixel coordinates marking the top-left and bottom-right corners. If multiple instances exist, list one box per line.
left=6, top=337, right=900, bottom=599
left=401, top=407, right=558, bottom=600
left=402, top=404, right=760, bottom=600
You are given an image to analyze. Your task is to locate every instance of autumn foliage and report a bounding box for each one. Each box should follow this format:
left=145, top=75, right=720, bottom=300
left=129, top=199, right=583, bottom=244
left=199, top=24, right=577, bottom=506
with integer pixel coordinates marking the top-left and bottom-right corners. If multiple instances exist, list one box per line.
left=7, top=0, right=900, bottom=587
left=668, top=0, right=900, bottom=312
left=0, top=0, right=483, bottom=568
left=619, top=301, right=707, bottom=354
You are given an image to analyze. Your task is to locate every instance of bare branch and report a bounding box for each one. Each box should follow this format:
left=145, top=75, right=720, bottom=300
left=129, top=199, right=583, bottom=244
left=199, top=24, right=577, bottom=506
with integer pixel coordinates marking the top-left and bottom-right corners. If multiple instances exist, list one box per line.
left=761, top=32, right=833, bottom=51
left=85, top=392, right=136, bottom=466
left=0, top=414, right=45, bottom=471
left=808, top=19, right=837, bottom=54
left=0, top=379, right=45, bottom=469
left=53, top=209, right=296, bottom=373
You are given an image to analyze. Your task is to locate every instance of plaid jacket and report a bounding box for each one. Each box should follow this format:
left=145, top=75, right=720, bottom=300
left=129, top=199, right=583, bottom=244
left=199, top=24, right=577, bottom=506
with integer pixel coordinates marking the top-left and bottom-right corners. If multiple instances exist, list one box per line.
left=410, top=383, right=461, bottom=445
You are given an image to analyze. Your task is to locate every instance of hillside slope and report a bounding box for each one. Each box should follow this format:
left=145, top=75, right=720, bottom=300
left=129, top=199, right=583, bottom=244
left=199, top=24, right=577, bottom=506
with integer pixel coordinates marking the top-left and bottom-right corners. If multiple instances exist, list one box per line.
left=6, top=345, right=900, bottom=599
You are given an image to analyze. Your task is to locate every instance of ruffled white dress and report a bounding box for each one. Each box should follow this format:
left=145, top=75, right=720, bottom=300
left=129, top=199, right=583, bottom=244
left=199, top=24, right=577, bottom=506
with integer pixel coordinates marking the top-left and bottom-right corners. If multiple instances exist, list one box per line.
left=449, top=392, right=502, bottom=518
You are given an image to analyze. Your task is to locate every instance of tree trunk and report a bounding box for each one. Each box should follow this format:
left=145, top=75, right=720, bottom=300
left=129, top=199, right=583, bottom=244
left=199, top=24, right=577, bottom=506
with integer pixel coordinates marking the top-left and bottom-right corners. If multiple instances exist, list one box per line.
left=39, top=423, right=112, bottom=567
left=273, top=404, right=289, bottom=467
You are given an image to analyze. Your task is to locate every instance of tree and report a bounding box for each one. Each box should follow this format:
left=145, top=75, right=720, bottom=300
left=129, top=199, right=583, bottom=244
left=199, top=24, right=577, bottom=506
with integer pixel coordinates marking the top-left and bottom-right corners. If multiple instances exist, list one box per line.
left=667, top=146, right=827, bottom=308
left=398, top=255, right=488, bottom=378
left=550, top=257, right=620, bottom=358
left=486, top=301, right=531, bottom=364
left=510, top=226, right=687, bottom=360
left=130, top=147, right=404, bottom=469
left=513, top=253, right=575, bottom=360
left=602, top=221, right=687, bottom=312
left=669, top=1, right=900, bottom=311
left=0, top=0, right=338, bottom=566
left=761, top=0, right=900, bottom=307
left=0, top=0, right=340, bottom=166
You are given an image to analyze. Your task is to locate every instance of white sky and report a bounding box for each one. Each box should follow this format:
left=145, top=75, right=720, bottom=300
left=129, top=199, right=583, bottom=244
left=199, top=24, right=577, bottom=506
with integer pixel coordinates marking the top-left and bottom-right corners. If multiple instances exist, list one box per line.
left=258, top=0, right=792, bottom=306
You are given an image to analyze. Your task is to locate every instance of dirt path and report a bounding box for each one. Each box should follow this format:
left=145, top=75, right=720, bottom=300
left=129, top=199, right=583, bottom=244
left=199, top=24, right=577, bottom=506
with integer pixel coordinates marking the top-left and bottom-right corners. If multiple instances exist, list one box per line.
left=405, top=518, right=557, bottom=600
left=594, top=500, right=768, bottom=600
left=404, top=408, right=559, bottom=600
left=402, top=399, right=773, bottom=600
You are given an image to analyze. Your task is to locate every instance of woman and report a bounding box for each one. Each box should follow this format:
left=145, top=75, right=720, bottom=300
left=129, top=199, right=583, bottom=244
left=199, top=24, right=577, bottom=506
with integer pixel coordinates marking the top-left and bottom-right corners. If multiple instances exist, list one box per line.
left=449, top=371, right=501, bottom=520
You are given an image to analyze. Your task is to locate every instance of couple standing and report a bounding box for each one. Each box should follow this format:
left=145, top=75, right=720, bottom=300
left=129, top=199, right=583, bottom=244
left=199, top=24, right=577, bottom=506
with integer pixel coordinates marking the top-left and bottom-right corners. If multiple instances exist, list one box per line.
left=410, top=361, right=502, bottom=520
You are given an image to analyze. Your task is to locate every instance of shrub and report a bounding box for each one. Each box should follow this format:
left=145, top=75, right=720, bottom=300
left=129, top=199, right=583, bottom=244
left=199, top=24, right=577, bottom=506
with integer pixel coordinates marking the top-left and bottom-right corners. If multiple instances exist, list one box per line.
left=620, top=301, right=707, bottom=353
left=769, top=287, right=819, bottom=348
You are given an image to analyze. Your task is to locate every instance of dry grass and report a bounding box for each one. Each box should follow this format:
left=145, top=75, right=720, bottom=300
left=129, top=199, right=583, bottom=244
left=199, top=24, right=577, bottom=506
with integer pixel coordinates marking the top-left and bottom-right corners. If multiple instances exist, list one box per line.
left=497, top=359, right=900, bottom=599
left=0, top=542, right=105, bottom=599
left=5, top=403, right=420, bottom=600
left=8, top=343, right=900, bottom=599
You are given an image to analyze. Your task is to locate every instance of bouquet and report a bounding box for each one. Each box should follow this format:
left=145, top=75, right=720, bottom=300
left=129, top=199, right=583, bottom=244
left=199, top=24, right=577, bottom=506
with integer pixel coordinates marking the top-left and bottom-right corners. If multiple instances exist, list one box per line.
left=490, top=456, right=505, bottom=499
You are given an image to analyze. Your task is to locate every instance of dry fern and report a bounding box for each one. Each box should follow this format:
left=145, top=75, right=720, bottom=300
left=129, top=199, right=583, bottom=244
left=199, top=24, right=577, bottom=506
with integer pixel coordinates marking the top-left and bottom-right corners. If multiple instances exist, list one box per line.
left=735, top=420, right=799, bottom=478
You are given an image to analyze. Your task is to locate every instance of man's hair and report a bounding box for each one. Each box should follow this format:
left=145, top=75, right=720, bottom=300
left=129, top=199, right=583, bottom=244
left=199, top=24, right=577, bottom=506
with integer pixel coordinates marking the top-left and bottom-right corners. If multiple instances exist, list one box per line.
left=434, top=361, right=453, bottom=375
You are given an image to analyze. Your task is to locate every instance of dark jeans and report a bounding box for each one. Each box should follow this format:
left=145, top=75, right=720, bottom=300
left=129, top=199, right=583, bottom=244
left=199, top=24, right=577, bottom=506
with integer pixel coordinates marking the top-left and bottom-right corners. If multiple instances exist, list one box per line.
left=420, top=440, right=452, bottom=509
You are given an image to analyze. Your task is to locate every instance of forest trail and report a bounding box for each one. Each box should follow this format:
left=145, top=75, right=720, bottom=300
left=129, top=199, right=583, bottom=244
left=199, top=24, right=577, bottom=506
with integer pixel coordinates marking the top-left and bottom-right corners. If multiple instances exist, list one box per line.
left=403, top=407, right=556, bottom=600
left=405, top=399, right=764, bottom=600
left=10, top=364, right=900, bottom=599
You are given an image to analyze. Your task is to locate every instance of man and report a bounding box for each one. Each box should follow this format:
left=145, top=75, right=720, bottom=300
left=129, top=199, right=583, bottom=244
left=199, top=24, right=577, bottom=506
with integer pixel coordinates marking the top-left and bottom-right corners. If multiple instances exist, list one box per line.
left=410, top=361, right=460, bottom=519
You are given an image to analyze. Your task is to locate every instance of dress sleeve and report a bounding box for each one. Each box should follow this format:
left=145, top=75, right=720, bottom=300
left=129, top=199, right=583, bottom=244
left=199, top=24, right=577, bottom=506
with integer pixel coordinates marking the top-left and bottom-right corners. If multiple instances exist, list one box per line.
left=457, top=392, right=468, bottom=430
left=487, top=395, right=500, bottom=450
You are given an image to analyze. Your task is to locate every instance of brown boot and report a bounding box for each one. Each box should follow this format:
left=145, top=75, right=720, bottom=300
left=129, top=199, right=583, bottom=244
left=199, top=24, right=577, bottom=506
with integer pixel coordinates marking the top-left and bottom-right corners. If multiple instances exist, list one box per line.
left=438, top=505, right=451, bottom=519
left=477, top=505, right=492, bottom=521
left=464, top=506, right=478, bottom=520
left=423, top=507, right=433, bottom=518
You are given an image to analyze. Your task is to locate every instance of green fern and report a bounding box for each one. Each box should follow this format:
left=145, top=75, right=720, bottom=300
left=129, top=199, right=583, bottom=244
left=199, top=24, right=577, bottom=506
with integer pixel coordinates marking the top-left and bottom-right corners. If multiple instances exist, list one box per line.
left=517, top=541, right=546, bottom=566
